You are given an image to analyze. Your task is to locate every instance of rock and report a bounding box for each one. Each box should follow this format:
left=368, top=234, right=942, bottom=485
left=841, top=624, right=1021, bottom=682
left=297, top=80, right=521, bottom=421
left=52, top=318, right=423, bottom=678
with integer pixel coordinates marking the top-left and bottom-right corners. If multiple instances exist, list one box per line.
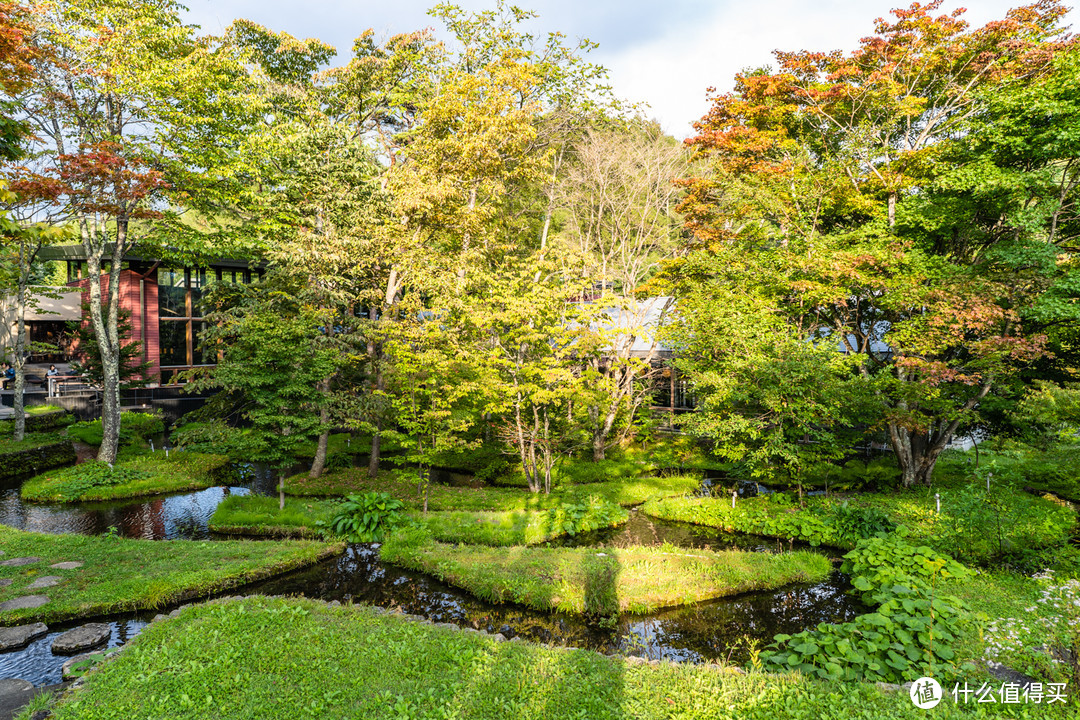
left=433, top=622, right=458, bottom=631
left=625, top=656, right=647, bottom=665
left=0, top=622, right=49, bottom=651
left=0, top=678, right=34, bottom=695
left=49, top=562, right=83, bottom=570
left=0, top=556, right=41, bottom=567
left=0, top=579, right=11, bottom=588
left=61, top=651, right=111, bottom=679
left=31, top=710, right=50, bottom=720
left=492, top=633, right=507, bottom=642
left=151, top=614, right=167, bottom=623
left=499, top=624, right=512, bottom=635
left=0, top=595, right=50, bottom=612
left=51, top=623, right=110, bottom=654
left=26, top=576, right=63, bottom=589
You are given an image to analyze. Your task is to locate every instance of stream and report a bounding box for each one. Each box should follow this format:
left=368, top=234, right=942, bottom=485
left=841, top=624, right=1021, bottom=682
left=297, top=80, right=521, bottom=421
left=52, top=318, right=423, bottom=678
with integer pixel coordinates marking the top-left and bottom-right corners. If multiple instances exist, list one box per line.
left=1, top=464, right=867, bottom=686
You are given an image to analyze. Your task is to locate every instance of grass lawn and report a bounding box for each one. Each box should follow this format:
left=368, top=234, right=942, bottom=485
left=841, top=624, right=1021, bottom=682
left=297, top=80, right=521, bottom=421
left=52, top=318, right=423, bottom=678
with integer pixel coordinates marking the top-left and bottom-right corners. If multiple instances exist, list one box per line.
left=0, top=526, right=345, bottom=625
left=641, top=479, right=1075, bottom=565
left=20, top=451, right=232, bottom=503
left=283, top=468, right=700, bottom=509
left=209, top=495, right=339, bottom=538
left=380, top=530, right=832, bottom=615
left=413, top=505, right=629, bottom=546
left=33, top=596, right=1025, bottom=720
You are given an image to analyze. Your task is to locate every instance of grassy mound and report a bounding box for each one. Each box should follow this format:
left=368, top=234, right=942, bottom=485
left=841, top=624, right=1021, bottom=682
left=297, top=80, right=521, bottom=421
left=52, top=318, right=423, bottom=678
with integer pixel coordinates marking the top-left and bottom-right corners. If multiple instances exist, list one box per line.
left=35, top=596, right=996, bottom=720
left=414, top=502, right=628, bottom=546
left=209, top=495, right=339, bottom=538
left=0, top=526, right=344, bottom=625
left=380, top=530, right=832, bottom=615
left=283, top=468, right=699, bottom=509
left=641, top=479, right=1075, bottom=565
left=20, top=452, right=232, bottom=503
left=0, top=433, right=76, bottom=480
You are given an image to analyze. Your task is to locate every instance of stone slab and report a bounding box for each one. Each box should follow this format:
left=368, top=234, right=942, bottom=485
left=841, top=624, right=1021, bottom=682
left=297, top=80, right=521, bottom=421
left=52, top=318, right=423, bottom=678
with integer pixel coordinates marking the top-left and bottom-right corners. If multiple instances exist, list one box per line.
left=0, top=678, right=33, bottom=695
left=49, top=562, right=83, bottom=570
left=0, top=579, right=11, bottom=588
left=52, top=623, right=110, bottom=654
left=61, top=651, right=110, bottom=680
left=0, top=623, right=48, bottom=652
left=0, top=557, right=40, bottom=567
left=25, top=576, right=62, bottom=590
left=0, top=595, right=49, bottom=612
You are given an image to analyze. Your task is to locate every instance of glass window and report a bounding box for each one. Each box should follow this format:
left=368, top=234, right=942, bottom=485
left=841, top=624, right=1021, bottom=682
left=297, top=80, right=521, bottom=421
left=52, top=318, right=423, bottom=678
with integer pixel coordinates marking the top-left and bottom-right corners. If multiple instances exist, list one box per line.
left=158, top=268, right=187, bottom=318
left=159, top=319, right=187, bottom=366
left=192, top=322, right=210, bottom=365
left=190, top=268, right=207, bottom=316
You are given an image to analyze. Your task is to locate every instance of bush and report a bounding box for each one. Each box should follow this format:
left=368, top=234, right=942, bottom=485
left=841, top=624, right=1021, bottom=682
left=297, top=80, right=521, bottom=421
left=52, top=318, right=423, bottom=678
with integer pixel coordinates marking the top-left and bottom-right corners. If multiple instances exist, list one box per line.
left=170, top=420, right=248, bottom=456
left=325, top=492, right=407, bottom=542
left=545, top=496, right=626, bottom=537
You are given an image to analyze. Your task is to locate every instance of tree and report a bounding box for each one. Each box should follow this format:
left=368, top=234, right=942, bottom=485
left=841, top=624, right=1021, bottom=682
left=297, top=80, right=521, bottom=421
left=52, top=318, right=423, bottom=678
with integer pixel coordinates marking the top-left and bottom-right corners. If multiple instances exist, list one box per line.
left=556, top=121, right=688, bottom=458
left=671, top=2, right=1075, bottom=485
left=10, top=0, right=253, bottom=462
left=189, top=283, right=340, bottom=508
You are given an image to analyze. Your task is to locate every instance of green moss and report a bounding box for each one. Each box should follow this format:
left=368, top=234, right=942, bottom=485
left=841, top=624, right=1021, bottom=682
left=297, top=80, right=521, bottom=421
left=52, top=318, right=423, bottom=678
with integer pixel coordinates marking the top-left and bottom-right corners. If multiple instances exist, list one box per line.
left=641, top=480, right=1075, bottom=565
left=66, top=411, right=165, bottom=447
left=0, top=407, right=75, bottom=434
left=284, top=467, right=699, bottom=510
left=380, top=530, right=832, bottom=615
left=0, top=526, right=344, bottom=625
left=209, top=495, right=339, bottom=538
left=42, top=596, right=1018, bottom=720
left=413, top=501, right=629, bottom=546
left=20, top=451, right=231, bottom=502
left=0, top=434, right=77, bottom=480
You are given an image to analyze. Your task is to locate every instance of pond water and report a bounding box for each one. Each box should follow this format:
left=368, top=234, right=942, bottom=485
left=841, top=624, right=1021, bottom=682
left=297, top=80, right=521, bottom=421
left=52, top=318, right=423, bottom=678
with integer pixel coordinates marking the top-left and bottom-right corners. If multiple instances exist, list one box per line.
left=1, top=466, right=867, bottom=687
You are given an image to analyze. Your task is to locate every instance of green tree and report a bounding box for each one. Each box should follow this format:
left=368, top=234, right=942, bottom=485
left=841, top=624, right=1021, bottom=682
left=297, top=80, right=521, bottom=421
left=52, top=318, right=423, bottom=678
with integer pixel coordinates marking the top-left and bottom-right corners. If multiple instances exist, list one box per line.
left=10, top=0, right=254, bottom=462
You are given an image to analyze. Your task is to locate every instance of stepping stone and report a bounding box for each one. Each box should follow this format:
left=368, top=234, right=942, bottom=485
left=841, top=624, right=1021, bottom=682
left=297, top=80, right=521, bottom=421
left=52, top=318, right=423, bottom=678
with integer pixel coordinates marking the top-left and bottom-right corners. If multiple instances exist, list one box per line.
left=50, top=562, right=83, bottom=570
left=0, top=678, right=33, bottom=695
left=61, top=650, right=110, bottom=679
left=0, top=623, right=49, bottom=651
left=0, top=556, right=40, bottom=567
left=26, top=576, right=63, bottom=590
left=52, top=623, right=110, bottom=654
left=0, top=579, right=11, bottom=588
left=0, top=595, right=49, bottom=612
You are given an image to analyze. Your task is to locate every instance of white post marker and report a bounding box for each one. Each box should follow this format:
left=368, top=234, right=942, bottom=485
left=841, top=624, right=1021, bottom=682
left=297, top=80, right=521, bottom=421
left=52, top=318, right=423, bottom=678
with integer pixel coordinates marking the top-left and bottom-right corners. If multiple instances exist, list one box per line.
left=732, top=490, right=737, bottom=509
left=935, top=493, right=941, bottom=514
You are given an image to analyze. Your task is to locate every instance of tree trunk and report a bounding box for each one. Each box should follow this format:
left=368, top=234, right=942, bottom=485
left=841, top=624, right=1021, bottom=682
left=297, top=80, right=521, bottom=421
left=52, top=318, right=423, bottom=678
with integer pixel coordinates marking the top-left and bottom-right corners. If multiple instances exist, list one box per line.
left=12, top=281, right=27, bottom=441
left=368, top=425, right=381, bottom=478
left=888, top=423, right=951, bottom=487
left=87, top=221, right=125, bottom=465
left=310, top=429, right=329, bottom=478
left=309, top=376, right=332, bottom=478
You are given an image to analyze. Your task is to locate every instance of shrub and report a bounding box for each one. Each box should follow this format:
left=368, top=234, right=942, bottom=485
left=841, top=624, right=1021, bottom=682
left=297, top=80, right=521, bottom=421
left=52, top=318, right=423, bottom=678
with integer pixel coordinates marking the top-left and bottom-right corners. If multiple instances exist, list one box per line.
left=325, top=492, right=407, bottom=542
left=545, top=496, right=626, bottom=536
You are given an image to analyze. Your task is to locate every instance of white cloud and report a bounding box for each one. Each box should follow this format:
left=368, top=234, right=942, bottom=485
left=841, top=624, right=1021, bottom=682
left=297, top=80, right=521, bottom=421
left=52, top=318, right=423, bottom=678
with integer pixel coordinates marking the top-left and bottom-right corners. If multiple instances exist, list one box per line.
left=599, top=0, right=1076, bottom=138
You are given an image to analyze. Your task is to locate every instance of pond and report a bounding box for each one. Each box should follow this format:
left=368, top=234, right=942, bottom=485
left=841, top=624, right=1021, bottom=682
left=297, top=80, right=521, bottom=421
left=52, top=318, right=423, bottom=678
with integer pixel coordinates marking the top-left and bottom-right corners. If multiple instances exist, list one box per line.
left=0, top=468, right=867, bottom=687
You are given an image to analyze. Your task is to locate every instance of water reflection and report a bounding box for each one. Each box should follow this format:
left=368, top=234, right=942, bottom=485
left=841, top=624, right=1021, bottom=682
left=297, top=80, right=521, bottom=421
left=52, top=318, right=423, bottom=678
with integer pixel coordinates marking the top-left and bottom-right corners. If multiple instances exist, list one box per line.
left=0, top=615, right=150, bottom=686
left=0, top=462, right=279, bottom=540
left=248, top=544, right=865, bottom=664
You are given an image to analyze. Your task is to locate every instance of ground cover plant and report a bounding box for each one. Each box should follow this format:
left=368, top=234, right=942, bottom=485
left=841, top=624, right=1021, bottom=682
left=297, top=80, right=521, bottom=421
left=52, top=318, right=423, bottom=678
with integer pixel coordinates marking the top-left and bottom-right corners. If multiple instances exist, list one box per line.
left=380, top=527, right=832, bottom=615
left=32, top=596, right=1027, bottom=720
left=641, top=475, right=1074, bottom=566
left=0, top=406, right=75, bottom=434
left=414, top=498, right=629, bottom=546
left=209, top=495, right=340, bottom=537
left=0, top=432, right=77, bottom=480
left=20, top=451, right=231, bottom=502
left=283, top=467, right=700, bottom=510
left=0, top=526, right=344, bottom=624
left=760, top=535, right=980, bottom=684
left=66, top=411, right=166, bottom=448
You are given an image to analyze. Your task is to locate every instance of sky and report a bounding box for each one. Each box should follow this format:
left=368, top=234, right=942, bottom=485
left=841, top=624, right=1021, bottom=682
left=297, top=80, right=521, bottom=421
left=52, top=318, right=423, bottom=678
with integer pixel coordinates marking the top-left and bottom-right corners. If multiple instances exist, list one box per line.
left=182, top=1, right=1077, bottom=138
